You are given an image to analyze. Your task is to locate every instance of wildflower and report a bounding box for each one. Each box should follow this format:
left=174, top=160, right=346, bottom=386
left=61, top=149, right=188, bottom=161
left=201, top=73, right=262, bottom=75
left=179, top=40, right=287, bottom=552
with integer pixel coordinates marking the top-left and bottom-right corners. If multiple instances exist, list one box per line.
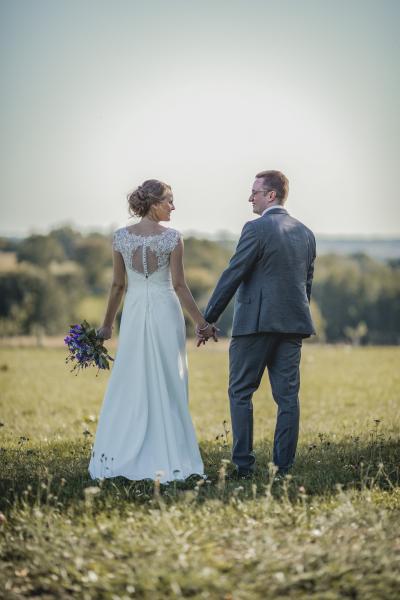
left=64, top=320, right=114, bottom=375
left=233, top=485, right=244, bottom=495
left=311, top=528, right=322, bottom=537
left=15, top=568, right=29, bottom=578
left=84, top=486, right=101, bottom=497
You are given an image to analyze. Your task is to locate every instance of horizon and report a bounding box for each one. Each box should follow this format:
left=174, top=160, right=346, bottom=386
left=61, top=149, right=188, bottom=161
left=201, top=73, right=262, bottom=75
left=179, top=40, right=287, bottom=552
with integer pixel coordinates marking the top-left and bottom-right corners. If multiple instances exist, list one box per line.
left=1, top=221, right=400, bottom=242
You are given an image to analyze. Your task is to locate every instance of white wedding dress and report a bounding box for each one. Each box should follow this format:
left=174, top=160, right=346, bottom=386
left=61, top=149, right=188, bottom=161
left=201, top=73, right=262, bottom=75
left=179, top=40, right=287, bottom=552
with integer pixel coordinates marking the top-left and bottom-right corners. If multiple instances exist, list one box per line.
left=88, top=227, right=204, bottom=484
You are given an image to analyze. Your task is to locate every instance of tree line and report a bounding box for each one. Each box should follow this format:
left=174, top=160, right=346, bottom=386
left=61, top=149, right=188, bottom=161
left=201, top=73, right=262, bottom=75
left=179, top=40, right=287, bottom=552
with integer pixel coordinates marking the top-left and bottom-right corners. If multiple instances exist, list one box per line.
left=0, top=226, right=399, bottom=344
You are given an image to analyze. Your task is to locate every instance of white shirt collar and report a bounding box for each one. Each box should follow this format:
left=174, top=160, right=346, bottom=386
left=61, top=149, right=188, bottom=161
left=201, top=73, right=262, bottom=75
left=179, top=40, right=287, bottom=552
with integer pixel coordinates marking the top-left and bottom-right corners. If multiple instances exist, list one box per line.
left=261, top=205, right=287, bottom=217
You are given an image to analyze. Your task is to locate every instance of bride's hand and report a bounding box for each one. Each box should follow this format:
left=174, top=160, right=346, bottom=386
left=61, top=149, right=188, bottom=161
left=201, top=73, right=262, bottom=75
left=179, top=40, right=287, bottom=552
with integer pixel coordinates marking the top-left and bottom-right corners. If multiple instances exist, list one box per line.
left=96, top=325, right=113, bottom=340
left=195, top=323, right=219, bottom=347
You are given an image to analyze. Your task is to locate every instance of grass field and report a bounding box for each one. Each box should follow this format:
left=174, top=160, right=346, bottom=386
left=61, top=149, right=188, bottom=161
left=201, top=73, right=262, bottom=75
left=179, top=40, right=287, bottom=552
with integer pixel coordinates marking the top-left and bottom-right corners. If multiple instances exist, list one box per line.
left=0, top=343, right=399, bottom=598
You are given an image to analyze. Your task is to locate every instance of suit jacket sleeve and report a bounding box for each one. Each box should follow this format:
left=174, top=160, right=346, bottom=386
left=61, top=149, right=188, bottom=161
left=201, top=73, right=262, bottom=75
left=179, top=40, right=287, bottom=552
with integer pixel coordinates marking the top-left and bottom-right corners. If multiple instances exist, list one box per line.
left=204, top=221, right=260, bottom=324
left=306, top=234, right=316, bottom=303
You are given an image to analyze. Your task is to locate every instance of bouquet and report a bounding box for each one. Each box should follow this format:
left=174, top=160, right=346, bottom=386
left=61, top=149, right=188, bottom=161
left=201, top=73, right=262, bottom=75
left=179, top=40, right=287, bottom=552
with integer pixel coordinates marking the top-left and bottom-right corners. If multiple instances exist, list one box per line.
left=64, top=320, right=114, bottom=375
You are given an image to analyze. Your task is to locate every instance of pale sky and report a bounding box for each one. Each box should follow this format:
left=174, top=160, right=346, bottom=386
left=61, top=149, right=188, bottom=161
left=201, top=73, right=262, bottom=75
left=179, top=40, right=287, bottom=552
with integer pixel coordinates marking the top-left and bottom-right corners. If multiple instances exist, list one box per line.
left=1, top=0, right=399, bottom=237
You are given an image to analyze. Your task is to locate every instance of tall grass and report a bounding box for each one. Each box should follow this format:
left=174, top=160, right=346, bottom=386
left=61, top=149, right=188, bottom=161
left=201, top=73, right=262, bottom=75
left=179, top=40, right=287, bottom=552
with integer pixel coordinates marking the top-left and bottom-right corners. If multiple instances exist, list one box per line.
left=0, top=345, right=399, bottom=598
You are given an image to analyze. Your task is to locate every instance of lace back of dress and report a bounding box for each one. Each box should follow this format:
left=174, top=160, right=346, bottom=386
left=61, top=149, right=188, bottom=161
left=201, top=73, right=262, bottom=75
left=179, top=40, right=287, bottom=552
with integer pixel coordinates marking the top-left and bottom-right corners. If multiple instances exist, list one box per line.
left=114, top=228, right=180, bottom=276
left=131, top=244, right=159, bottom=276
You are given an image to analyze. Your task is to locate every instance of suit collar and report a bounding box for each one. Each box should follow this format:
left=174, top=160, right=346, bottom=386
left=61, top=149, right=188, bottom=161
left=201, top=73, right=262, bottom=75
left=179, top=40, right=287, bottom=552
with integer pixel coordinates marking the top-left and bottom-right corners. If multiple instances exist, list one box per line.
left=261, top=206, right=287, bottom=216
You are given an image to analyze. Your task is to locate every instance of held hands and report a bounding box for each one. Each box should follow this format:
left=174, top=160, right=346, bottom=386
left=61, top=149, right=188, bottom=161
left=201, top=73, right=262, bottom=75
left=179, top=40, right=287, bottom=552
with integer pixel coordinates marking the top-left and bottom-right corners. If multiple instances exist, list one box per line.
left=195, top=321, right=219, bottom=347
left=96, top=325, right=113, bottom=340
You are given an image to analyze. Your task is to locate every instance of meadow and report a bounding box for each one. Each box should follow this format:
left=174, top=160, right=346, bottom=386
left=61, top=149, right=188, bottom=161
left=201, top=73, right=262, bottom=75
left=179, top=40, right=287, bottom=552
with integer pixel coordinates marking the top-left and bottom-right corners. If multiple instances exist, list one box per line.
left=0, top=342, right=399, bottom=599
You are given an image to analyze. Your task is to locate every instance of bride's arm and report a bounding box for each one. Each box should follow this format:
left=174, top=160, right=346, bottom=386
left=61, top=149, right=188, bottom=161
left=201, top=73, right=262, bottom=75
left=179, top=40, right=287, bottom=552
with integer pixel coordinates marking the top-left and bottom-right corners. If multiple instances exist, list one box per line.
left=170, top=238, right=214, bottom=335
left=97, top=250, right=126, bottom=339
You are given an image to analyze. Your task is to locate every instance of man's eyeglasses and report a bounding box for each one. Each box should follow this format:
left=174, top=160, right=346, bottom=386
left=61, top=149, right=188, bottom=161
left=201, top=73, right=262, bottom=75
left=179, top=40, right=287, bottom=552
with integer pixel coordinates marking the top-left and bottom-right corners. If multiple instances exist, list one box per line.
left=250, top=189, right=269, bottom=199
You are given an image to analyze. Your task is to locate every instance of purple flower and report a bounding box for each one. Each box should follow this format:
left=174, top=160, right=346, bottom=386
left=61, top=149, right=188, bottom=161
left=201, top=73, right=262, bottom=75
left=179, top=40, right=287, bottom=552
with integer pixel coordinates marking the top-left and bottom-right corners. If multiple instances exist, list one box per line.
left=64, top=320, right=114, bottom=375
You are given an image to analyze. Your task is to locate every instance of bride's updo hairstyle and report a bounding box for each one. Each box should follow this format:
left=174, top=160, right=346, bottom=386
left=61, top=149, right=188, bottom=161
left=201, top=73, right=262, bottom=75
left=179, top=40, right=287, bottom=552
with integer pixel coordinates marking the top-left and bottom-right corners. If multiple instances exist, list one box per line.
left=127, top=179, right=171, bottom=218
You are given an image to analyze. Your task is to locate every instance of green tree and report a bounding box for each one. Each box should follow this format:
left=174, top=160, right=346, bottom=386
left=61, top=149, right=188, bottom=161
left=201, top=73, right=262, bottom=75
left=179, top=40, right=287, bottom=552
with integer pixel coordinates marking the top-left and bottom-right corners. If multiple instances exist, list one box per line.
left=0, top=237, right=19, bottom=252
left=0, top=266, right=85, bottom=336
left=75, top=237, right=113, bottom=293
left=49, top=225, right=82, bottom=260
left=185, top=267, right=215, bottom=301
left=183, top=237, right=232, bottom=272
left=17, top=234, right=65, bottom=267
left=313, top=253, right=400, bottom=344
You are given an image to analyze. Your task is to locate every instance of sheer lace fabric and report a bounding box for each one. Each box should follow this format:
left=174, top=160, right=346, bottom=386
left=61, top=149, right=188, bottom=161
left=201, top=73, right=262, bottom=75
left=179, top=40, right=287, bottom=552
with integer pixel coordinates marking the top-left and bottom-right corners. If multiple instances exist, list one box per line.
left=112, top=228, right=181, bottom=276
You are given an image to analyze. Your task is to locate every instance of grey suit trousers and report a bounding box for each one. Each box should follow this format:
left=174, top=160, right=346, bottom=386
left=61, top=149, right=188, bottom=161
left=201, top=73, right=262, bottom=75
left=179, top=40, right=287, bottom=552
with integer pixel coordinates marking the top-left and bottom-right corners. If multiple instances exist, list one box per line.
left=229, top=333, right=302, bottom=472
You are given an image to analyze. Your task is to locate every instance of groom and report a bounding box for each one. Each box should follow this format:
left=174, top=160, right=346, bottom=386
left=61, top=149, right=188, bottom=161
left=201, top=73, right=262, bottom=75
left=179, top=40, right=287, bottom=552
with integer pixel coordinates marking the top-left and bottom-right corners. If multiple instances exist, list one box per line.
left=199, top=170, right=316, bottom=478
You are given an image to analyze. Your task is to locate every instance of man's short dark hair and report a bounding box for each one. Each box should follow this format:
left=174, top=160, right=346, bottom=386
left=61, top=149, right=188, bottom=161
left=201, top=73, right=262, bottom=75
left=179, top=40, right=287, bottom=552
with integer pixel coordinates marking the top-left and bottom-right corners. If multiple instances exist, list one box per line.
left=256, top=170, right=289, bottom=204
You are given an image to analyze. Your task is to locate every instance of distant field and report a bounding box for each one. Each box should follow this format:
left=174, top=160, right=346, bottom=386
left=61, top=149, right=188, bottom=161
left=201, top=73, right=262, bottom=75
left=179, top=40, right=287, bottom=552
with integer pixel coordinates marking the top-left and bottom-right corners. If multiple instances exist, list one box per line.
left=315, top=237, right=400, bottom=260
left=186, top=236, right=400, bottom=260
left=1, top=344, right=399, bottom=598
left=0, top=343, right=398, bottom=441
left=0, top=251, right=17, bottom=271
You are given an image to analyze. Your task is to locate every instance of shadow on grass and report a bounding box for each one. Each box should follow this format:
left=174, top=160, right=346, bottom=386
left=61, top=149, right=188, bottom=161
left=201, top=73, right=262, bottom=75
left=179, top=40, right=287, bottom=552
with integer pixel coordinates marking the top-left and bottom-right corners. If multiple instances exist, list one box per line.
left=1, top=428, right=399, bottom=513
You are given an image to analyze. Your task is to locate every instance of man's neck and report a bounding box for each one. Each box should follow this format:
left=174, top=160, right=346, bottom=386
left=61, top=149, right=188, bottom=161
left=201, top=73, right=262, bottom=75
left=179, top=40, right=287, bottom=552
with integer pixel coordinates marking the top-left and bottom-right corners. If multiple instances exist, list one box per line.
left=261, top=204, right=285, bottom=217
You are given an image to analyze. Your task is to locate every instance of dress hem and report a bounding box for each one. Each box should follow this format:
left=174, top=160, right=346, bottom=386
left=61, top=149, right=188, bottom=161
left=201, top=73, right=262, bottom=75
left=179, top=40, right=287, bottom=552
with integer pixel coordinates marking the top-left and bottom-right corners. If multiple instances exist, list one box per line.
left=88, top=469, right=205, bottom=485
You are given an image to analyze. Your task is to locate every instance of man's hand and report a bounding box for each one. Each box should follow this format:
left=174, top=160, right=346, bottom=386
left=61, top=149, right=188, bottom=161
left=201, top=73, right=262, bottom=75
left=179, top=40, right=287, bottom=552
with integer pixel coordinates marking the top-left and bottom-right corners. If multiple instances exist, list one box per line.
left=195, top=323, right=219, bottom=347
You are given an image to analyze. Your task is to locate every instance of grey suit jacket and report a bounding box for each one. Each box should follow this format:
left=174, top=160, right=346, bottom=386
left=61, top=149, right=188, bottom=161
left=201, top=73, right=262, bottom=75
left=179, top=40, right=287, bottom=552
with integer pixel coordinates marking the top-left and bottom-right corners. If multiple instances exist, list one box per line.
left=204, top=207, right=316, bottom=337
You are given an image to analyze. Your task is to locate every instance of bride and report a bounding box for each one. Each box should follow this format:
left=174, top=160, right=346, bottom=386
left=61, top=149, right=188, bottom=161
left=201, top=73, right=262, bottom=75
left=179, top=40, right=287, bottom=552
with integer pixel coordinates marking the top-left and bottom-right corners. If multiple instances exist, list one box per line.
left=88, top=179, right=216, bottom=484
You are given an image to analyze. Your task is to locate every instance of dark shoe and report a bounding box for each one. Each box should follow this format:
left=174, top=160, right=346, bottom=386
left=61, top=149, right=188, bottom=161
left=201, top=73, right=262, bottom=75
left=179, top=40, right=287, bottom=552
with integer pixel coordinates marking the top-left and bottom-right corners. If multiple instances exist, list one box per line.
left=273, top=469, right=291, bottom=483
left=225, top=469, right=252, bottom=481
left=230, top=469, right=255, bottom=481
left=276, top=469, right=289, bottom=477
